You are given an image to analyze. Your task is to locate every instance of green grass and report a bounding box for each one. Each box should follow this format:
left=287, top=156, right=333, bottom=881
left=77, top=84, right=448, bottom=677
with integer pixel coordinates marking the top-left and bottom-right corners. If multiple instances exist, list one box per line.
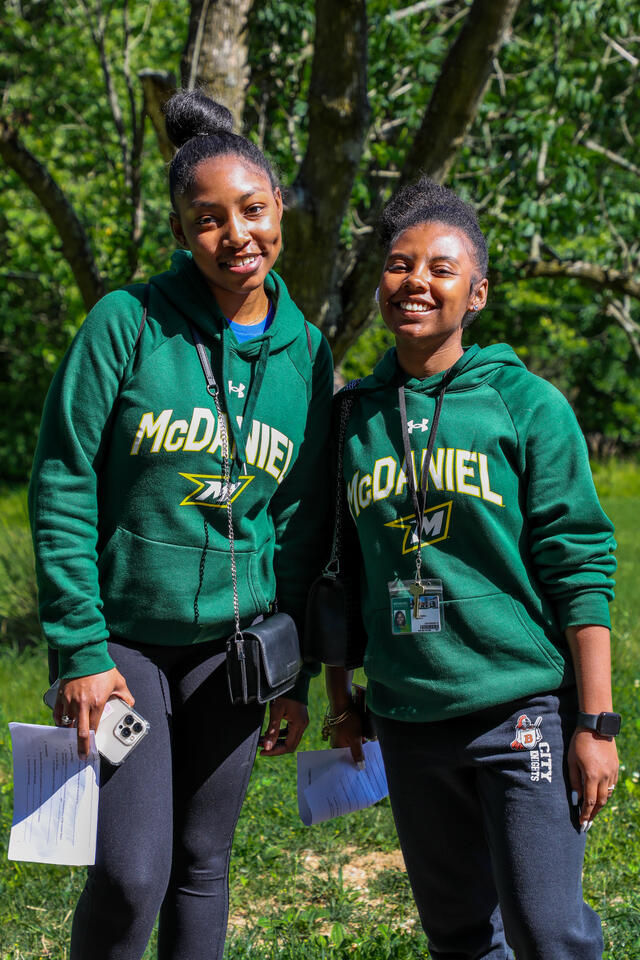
left=0, top=465, right=639, bottom=958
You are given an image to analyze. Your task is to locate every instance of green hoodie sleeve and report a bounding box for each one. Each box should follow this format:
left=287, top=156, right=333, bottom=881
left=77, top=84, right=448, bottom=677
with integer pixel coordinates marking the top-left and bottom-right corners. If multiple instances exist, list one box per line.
left=28, top=289, right=145, bottom=679
left=508, top=374, right=616, bottom=630
left=269, top=328, right=334, bottom=703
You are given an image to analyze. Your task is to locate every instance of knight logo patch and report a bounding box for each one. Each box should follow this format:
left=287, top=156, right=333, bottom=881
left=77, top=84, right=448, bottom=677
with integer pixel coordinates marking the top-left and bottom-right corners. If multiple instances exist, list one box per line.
left=510, top=714, right=543, bottom=751
left=179, top=472, right=254, bottom=507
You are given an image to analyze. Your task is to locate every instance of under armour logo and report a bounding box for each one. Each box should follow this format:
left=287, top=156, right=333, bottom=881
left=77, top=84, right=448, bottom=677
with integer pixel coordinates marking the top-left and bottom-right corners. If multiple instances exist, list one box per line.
left=228, top=381, right=246, bottom=398
left=407, top=418, right=429, bottom=433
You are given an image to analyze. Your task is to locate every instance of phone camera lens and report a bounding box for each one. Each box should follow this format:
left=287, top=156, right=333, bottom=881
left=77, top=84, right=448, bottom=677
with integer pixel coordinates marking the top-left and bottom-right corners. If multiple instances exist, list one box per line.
left=121, top=727, right=131, bottom=738
left=132, top=722, right=143, bottom=734
left=124, top=714, right=135, bottom=726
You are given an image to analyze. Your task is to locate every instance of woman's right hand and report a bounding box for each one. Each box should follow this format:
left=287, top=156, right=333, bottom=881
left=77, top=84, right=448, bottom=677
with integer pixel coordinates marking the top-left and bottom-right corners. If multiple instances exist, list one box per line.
left=55, top=667, right=134, bottom=758
left=329, top=707, right=366, bottom=769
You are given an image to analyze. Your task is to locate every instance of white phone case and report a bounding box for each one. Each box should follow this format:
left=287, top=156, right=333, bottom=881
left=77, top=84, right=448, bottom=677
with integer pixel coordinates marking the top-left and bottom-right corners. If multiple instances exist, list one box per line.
left=43, top=680, right=150, bottom=765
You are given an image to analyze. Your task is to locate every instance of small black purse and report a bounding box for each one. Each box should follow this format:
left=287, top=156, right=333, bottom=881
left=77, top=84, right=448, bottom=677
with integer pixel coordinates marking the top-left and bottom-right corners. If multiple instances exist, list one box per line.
left=304, top=383, right=367, bottom=669
left=226, top=612, right=302, bottom=706
left=188, top=322, right=302, bottom=705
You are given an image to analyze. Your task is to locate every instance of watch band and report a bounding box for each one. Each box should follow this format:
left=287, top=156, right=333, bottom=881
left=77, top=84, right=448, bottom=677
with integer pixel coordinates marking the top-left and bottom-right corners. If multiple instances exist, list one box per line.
left=576, top=711, right=621, bottom=737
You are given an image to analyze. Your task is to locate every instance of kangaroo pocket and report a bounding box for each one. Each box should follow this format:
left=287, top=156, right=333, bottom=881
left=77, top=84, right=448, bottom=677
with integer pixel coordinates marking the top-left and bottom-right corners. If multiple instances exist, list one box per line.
left=98, top=526, right=269, bottom=644
left=440, top=593, right=566, bottom=678
left=366, top=593, right=568, bottom=720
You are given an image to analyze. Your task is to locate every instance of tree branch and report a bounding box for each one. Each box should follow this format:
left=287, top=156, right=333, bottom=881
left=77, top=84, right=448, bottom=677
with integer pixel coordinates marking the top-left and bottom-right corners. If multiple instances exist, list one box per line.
left=606, top=297, right=640, bottom=361
left=584, top=138, right=640, bottom=178
left=123, top=0, right=143, bottom=278
left=401, top=0, right=521, bottom=186
left=331, top=0, right=522, bottom=361
left=138, top=70, right=176, bottom=163
left=281, top=0, right=369, bottom=334
left=516, top=257, right=640, bottom=300
left=0, top=119, right=105, bottom=310
left=180, top=0, right=253, bottom=128
left=386, top=0, right=452, bottom=23
left=80, top=0, right=133, bottom=193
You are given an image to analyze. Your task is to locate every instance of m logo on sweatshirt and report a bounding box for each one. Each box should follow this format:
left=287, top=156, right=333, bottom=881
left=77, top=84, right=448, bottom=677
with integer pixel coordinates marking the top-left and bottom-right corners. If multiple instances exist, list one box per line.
left=179, top=473, right=254, bottom=507
left=385, top=501, right=453, bottom=554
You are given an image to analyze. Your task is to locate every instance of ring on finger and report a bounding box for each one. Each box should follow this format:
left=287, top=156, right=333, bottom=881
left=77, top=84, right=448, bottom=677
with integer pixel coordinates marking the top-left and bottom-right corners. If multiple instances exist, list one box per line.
left=60, top=714, right=73, bottom=726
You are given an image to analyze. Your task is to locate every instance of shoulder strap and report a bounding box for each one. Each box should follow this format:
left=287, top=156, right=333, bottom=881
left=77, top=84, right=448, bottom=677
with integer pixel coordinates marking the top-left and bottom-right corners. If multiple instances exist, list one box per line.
left=325, top=379, right=361, bottom=575
left=132, top=283, right=149, bottom=352
left=304, top=320, right=313, bottom=360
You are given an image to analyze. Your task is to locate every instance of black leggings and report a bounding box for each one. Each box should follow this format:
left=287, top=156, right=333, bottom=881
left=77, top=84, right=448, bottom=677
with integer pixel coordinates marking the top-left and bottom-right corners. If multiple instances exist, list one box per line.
left=70, top=638, right=265, bottom=960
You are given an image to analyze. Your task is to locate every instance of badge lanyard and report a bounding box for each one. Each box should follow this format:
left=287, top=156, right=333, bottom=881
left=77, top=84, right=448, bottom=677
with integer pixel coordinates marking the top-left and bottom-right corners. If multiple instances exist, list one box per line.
left=397, top=366, right=455, bottom=601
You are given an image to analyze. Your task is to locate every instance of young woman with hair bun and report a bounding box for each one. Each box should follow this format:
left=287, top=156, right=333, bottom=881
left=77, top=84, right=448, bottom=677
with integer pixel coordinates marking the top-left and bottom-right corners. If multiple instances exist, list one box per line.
left=29, top=89, right=333, bottom=959
left=327, top=176, right=618, bottom=960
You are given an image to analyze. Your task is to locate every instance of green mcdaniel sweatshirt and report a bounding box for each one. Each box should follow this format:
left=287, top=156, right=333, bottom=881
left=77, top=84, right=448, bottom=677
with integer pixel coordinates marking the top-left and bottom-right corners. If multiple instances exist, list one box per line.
left=342, top=344, right=616, bottom=722
left=29, top=251, right=333, bottom=701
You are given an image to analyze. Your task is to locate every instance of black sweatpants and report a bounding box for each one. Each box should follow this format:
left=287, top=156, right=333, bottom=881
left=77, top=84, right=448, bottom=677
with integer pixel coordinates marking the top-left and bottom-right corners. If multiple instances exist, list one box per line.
left=374, top=690, right=603, bottom=960
left=70, top=637, right=265, bottom=960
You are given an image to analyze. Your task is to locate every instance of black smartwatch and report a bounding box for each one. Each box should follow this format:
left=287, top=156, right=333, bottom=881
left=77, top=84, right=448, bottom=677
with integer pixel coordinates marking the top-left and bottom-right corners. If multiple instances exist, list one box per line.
left=576, top=711, right=622, bottom=738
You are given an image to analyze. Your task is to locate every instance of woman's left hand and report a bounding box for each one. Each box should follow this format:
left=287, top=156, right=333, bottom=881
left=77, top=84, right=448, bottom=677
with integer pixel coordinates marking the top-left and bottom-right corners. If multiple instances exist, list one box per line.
left=260, top=696, right=308, bottom=757
left=567, top=728, right=619, bottom=829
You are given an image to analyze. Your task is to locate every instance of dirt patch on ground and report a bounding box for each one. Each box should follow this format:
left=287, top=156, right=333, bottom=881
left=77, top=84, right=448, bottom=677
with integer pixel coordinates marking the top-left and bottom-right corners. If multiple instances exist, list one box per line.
left=228, top=846, right=409, bottom=930
left=301, top=847, right=406, bottom=894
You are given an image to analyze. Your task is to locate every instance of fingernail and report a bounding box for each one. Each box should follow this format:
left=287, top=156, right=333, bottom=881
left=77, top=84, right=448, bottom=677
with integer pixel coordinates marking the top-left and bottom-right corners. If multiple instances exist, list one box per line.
left=571, top=791, right=579, bottom=806
left=356, top=761, right=366, bottom=771
left=586, top=821, right=594, bottom=832
left=263, top=740, right=272, bottom=751
left=580, top=822, right=588, bottom=834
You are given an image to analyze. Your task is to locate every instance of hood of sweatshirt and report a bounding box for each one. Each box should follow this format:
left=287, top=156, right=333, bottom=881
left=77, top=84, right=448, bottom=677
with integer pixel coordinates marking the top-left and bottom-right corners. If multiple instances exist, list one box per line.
left=150, top=250, right=308, bottom=469
left=355, top=343, right=526, bottom=396
left=149, top=250, right=306, bottom=358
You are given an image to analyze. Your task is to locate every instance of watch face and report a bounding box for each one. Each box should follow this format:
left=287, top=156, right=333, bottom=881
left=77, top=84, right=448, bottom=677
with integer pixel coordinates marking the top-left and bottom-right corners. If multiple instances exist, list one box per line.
left=598, top=713, right=621, bottom=737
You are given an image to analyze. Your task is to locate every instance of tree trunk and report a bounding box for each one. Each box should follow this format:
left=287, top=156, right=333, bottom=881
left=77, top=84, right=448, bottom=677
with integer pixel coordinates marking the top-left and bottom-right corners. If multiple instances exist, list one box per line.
left=280, top=0, right=522, bottom=361
left=0, top=119, right=106, bottom=311
left=181, top=0, right=253, bottom=128
left=329, top=0, right=522, bottom=361
left=281, top=0, right=369, bottom=332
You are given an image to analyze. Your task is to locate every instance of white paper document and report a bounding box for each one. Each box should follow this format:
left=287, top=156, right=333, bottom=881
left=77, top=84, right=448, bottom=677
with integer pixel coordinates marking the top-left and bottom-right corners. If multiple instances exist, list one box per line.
left=297, top=740, right=388, bottom=826
left=8, top=723, right=100, bottom=866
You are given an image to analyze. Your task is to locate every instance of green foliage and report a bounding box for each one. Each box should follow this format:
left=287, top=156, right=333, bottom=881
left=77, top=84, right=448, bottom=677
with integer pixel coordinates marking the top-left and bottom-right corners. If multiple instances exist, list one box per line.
left=1, top=0, right=640, bottom=479
left=0, top=0, right=188, bottom=480
left=343, top=0, right=640, bottom=449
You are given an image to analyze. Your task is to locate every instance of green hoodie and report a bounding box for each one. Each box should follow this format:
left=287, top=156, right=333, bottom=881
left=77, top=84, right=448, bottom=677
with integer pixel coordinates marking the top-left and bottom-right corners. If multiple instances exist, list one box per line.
left=342, top=344, right=616, bottom=722
left=29, top=251, right=333, bottom=700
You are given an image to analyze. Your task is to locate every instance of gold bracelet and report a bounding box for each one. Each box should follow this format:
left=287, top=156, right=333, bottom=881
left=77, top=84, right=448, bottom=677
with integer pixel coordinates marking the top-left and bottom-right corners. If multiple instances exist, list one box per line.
left=321, top=707, right=352, bottom=741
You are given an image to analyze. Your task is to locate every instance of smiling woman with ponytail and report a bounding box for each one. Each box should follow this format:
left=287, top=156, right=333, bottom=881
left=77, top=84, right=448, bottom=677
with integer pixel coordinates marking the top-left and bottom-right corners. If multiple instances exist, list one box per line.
left=29, top=89, right=333, bottom=960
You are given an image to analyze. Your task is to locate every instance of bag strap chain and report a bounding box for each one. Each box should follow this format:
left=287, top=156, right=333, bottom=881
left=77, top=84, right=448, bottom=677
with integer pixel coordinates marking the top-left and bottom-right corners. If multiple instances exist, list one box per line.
left=188, top=323, right=243, bottom=661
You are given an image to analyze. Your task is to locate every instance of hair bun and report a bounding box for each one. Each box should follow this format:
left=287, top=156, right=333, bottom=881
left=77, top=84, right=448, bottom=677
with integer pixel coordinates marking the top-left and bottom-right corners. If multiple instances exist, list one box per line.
left=164, top=90, right=234, bottom=149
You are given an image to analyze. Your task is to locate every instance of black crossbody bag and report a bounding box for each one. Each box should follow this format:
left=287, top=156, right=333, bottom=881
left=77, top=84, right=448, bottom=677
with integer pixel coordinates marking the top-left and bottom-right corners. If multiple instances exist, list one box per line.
left=304, top=381, right=367, bottom=668
left=189, top=322, right=302, bottom=705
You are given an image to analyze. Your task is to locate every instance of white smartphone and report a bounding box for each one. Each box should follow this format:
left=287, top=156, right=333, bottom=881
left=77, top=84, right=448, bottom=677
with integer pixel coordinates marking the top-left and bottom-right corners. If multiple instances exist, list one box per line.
left=43, top=679, right=150, bottom=765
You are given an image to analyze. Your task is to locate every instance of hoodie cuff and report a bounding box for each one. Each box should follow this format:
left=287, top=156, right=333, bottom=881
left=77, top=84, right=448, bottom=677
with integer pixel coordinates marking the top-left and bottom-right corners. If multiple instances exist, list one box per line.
left=288, top=670, right=312, bottom=705
left=556, top=593, right=612, bottom=632
left=57, top=641, right=116, bottom=680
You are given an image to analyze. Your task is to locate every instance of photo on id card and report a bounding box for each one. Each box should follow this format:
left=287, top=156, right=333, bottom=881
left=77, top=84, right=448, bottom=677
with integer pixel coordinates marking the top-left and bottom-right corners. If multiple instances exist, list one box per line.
left=388, top=579, right=444, bottom=635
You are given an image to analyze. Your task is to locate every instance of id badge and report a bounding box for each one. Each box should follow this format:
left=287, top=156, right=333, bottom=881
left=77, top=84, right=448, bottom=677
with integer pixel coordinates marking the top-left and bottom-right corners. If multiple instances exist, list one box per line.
left=388, top=579, right=444, bottom=635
